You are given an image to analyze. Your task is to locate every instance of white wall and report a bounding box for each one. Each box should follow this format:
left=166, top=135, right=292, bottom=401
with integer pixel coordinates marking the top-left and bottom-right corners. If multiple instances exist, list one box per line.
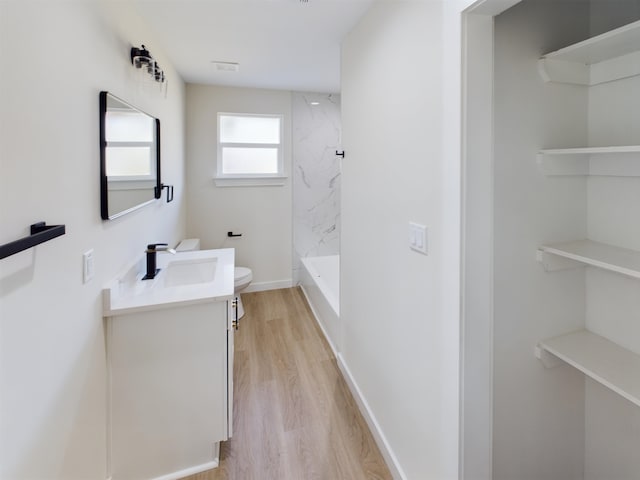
left=585, top=4, right=640, bottom=478
left=0, top=1, right=186, bottom=478
left=185, top=85, right=292, bottom=290
left=341, top=2, right=460, bottom=478
left=492, top=2, right=590, bottom=479
left=458, top=10, right=496, bottom=480
left=292, top=92, right=341, bottom=284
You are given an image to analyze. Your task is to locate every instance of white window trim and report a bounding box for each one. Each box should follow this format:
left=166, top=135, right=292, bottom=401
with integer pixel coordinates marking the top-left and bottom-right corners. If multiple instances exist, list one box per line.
left=215, top=112, right=287, bottom=187
left=213, top=176, right=287, bottom=187
left=106, top=178, right=157, bottom=190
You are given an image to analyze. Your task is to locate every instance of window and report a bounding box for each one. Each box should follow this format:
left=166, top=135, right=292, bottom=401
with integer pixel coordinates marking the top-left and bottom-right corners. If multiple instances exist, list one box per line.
left=216, top=113, right=285, bottom=186
left=105, top=109, right=156, bottom=180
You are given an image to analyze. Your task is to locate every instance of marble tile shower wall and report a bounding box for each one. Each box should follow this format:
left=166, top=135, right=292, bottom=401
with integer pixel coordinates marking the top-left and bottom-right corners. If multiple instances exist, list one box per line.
left=292, top=92, right=341, bottom=284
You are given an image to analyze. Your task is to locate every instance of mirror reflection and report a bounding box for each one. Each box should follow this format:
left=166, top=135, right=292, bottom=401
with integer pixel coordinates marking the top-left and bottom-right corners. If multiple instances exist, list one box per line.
left=100, top=91, right=160, bottom=220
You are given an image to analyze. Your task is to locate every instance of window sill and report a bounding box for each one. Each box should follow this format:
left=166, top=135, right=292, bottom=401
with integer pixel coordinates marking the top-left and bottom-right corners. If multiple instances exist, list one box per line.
left=214, top=176, right=288, bottom=187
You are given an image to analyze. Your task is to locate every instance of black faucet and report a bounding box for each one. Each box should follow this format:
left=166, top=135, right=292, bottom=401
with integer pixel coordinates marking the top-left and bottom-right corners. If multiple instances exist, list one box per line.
left=142, top=243, right=176, bottom=280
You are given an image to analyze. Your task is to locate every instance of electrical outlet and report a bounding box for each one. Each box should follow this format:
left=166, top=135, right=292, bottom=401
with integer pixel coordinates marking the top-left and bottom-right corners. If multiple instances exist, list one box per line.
left=83, top=249, right=94, bottom=283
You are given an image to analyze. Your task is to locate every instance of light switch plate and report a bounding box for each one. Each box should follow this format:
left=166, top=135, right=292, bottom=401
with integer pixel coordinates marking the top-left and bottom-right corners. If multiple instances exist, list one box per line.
left=83, top=249, right=94, bottom=283
left=409, top=222, right=428, bottom=255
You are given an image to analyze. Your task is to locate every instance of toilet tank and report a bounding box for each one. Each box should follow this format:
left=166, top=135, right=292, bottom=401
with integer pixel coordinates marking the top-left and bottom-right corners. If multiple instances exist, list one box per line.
left=175, top=238, right=201, bottom=252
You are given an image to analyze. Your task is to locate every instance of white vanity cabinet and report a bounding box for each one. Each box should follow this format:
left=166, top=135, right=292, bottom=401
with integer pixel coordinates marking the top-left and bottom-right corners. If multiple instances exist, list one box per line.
left=103, top=248, right=236, bottom=480
left=106, top=300, right=234, bottom=480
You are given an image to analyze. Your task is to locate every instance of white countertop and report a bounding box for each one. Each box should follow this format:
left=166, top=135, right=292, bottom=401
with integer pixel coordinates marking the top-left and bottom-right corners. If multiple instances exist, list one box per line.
left=103, top=248, right=235, bottom=317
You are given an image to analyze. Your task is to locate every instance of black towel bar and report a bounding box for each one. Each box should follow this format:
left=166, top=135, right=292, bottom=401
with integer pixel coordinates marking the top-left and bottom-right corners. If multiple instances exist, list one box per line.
left=0, top=222, right=66, bottom=260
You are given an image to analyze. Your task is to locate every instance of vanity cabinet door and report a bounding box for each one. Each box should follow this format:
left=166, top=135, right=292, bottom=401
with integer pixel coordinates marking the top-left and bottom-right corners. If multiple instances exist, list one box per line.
left=107, top=301, right=228, bottom=480
left=226, top=299, right=237, bottom=438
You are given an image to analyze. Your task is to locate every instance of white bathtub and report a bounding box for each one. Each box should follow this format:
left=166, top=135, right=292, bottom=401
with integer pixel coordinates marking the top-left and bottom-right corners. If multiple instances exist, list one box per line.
left=300, top=255, right=340, bottom=354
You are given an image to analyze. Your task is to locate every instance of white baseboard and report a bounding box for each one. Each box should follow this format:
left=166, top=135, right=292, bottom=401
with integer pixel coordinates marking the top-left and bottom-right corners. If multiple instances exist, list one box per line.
left=242, top=279, right=292, bottom=293
left=337, top=354, right=407, bottom=480
left=297, top=288, right=405, bottom=478
left=150, top=460, right=219, bottom=480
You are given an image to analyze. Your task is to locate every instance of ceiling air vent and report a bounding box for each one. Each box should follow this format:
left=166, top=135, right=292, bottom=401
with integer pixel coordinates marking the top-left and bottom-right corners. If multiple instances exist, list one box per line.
left=211, top=61, right=240, bottom=72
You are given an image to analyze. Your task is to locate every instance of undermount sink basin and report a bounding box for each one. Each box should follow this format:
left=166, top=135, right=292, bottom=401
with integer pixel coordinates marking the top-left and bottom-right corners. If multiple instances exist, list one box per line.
left=162, top=257, right=217, bottom=287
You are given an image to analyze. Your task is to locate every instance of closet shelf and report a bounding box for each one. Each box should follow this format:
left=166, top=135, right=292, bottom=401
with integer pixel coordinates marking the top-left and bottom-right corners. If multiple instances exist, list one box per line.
left=537, top=145, right=640, bottom=176
left=536, top=329, right=640, bottom=407
left=541, top=146, right=640, bottom=155
left=539, top=19, right=640, bottom=85
left=538, top=239, right=640, bottom=279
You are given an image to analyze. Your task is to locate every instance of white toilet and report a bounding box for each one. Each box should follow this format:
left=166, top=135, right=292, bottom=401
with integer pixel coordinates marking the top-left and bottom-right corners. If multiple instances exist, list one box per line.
left=233, top=266, right=252, bottom=319
left=176, top=238, right=252, bottom=319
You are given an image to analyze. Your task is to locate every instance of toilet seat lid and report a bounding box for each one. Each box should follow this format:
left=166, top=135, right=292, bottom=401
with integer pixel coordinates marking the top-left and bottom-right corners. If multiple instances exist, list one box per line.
left=234, top=267, right=252, bottom=284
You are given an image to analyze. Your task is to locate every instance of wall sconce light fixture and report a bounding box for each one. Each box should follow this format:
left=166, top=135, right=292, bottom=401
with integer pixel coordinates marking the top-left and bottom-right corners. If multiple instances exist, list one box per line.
left=130, top=44, right=165, bottom=84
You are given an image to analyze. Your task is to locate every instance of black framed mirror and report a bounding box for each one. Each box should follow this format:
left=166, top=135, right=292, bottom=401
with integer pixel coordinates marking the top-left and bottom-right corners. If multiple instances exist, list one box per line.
left=100, top=91, right=161, bottom=220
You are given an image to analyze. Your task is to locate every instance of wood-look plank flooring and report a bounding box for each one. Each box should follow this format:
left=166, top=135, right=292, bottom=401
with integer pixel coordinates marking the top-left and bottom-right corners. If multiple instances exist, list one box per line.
left=184, top=287, right=392, bottom=480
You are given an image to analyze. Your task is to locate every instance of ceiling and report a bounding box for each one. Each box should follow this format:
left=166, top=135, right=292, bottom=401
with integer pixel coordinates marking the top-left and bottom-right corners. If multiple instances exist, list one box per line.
left=133, top=0, right=374, bottom=93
